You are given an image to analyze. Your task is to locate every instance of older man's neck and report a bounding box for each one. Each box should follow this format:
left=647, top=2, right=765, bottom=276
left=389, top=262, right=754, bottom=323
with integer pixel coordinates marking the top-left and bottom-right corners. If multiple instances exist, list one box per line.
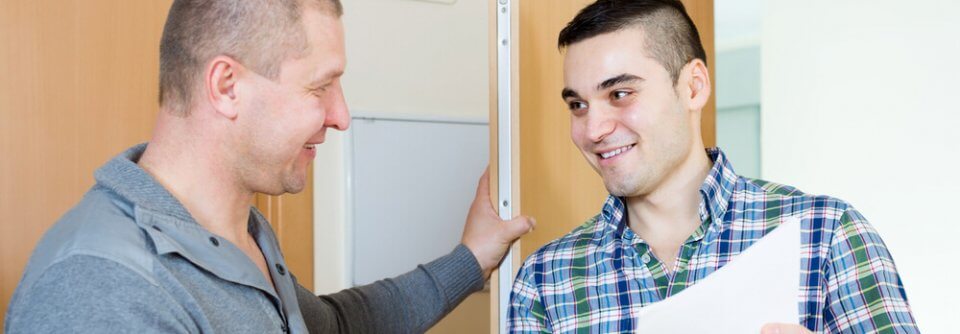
left=139, top=118, right=254, bottom=245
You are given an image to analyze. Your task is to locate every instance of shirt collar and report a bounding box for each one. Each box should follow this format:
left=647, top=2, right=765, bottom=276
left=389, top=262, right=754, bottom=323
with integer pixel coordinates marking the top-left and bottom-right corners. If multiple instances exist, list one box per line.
left=600, top=148, right=739, bottom=241
left=94, top=143, right=305, bottom=331
left=94, top=144, right=285, bottom=294
left=699, top=148, right=738, bottom=224
left=94, top=143, right=195, bottom=223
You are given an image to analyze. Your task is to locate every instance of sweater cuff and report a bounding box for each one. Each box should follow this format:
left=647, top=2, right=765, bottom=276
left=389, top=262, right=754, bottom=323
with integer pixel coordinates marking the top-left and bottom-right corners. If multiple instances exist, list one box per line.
left=423, top=244, right=485, bottom=311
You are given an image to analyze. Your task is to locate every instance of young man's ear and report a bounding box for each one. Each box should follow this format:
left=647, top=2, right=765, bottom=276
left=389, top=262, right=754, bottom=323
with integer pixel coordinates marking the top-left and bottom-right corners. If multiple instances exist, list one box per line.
left=205, top=55, right=243, bottom=119
left=681, top=59, right=711, bottom=111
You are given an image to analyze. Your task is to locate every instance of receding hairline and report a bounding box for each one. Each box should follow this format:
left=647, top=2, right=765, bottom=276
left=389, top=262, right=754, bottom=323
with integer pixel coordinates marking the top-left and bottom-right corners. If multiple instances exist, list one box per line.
left=158, top=0, right=344, bottom=115
left=305, top=0, right=344, bottom=17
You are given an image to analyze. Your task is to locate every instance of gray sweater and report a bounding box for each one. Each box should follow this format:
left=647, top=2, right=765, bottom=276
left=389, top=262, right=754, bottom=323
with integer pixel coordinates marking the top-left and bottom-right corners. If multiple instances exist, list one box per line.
left=4, top=144, right=484, bottom=333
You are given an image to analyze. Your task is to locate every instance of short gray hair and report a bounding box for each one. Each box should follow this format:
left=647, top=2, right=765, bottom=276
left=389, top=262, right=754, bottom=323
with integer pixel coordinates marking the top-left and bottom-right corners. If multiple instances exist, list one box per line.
left=159, top=0, right=343, bottom=115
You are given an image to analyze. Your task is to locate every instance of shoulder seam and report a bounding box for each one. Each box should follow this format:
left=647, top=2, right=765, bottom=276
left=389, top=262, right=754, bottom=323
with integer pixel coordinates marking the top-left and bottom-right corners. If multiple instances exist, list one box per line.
left=12, top=252, right=160, bottom=312
left=49, top=250, right=159, bottom=286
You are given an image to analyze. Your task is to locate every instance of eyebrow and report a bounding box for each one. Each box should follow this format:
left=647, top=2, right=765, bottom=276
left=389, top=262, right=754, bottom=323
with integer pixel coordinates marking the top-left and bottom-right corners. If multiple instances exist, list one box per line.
left=308, top=69, right=345, bottom=88
left=597, top=73, right=644, bottom=91
left=561, top=73, right=644, bottom=100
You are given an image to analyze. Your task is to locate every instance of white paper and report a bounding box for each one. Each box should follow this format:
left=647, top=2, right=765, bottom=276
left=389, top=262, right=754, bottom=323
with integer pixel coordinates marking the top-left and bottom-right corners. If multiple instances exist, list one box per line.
left=635, top=217, right=801, bottom=333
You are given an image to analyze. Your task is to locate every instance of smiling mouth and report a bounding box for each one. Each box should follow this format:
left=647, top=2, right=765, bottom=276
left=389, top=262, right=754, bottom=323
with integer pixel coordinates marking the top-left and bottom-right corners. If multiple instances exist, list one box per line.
left=598, top=144, right=635, bottom=160
left=303, top=144, right=316, bottom=150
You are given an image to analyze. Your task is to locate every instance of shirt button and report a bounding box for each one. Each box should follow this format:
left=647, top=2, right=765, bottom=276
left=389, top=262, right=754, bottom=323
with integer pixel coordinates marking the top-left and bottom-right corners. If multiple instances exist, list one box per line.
left=640, top=253, right=651, bottom=264
left=276, top=263, right=286, bottom=276
left=209, top=237, right=220, bottom=247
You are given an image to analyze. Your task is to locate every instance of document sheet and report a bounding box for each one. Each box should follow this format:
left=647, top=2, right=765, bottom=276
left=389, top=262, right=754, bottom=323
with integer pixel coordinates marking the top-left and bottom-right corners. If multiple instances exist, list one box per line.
left=634, top=217, right=802, bottom=333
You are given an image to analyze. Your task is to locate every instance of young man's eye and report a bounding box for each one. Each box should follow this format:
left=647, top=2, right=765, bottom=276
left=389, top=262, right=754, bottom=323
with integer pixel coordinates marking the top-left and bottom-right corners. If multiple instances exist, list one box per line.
left=568, top=101, right=587, bottom=111
left=611, top=90, right=631, bottom=100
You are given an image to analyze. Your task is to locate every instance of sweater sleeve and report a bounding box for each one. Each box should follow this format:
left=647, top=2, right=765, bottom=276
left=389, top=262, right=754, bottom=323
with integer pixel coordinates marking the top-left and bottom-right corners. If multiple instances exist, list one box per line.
left=297, top=244, right=484, bottom=333
left=4, top=255, right=194, bottom=334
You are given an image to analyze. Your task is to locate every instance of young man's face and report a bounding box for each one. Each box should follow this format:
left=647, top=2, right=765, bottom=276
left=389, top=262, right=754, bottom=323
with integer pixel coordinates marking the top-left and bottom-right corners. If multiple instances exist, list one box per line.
left=236, top=9, right=349, bottom=195
left=563, top=27, right=695, bottom=198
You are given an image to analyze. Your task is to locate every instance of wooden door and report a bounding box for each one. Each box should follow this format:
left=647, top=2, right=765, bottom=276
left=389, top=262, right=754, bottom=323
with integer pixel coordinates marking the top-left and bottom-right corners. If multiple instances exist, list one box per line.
left=0, top=1, right=313, bottom=326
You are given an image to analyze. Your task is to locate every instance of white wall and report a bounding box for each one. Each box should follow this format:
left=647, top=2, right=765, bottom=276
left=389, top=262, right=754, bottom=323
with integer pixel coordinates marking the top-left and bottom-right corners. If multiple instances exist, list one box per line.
left=314, top=0, right=489, bottom=294
left=762, top=1, right=960, bottom=331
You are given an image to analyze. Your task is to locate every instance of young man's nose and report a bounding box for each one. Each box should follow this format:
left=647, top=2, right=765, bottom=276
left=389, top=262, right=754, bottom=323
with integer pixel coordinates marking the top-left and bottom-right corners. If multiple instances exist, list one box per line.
left=586, top=107, right=617, bottom=143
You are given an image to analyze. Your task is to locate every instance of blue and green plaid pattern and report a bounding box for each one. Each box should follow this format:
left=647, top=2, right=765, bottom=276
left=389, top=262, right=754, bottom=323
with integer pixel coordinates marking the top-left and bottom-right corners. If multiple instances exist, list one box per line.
left=508, top=148, right=918, bottom=333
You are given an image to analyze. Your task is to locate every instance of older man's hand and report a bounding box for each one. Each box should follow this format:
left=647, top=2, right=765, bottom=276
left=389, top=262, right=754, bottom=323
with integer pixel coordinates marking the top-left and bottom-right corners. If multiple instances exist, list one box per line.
left=461, top=169, right=536, bottom=280
left=761, top=323, right=814, bottom=334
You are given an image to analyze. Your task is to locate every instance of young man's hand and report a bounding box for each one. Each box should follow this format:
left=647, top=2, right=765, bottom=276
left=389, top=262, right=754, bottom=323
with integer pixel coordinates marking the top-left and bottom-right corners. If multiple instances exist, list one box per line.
left=461, top=169, right=536, bottom=279
left=761, top=323, right=814, bottom=334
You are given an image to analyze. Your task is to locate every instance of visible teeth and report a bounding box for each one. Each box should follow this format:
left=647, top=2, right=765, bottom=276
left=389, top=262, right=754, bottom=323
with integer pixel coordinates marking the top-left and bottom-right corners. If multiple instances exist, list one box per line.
left=600, top=145, right=631, bottom=159
left=304, top=144, right=315, bottom=149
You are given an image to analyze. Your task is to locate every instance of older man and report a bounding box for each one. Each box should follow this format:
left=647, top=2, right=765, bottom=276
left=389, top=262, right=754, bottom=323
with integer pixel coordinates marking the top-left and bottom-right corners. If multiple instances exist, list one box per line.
left=5, top=1, right=533, bottom=333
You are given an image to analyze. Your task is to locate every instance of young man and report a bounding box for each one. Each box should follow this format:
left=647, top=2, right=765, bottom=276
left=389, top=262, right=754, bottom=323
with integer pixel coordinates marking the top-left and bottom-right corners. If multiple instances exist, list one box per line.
left=5, top=1, right=534, bottom=333
left=508, top=0, right=917, bottom=333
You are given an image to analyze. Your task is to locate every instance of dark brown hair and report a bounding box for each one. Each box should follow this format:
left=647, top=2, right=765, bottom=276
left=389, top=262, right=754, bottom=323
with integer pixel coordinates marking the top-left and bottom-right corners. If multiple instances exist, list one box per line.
left=558, top=0, right=706, bottom=84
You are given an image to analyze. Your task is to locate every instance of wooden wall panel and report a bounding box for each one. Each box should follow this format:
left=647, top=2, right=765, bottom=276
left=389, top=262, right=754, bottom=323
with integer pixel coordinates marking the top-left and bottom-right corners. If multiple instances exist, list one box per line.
left=684, top=0, right=717, bottom=148
left=428, top=292, right=490, bottom=333
left=0, top=1, right=173, bottom=326
left=1, top=0, right=315, bottom=325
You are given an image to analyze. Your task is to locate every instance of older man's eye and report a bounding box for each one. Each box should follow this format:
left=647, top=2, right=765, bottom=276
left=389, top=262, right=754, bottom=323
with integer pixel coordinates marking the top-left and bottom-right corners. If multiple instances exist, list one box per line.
left=309, top=87, right=327, bottom=97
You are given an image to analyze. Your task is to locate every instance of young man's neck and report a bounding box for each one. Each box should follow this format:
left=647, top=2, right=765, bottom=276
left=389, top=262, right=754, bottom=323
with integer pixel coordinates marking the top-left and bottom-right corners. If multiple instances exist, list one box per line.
left=138, top=113, right=255, bottom=246
left=625, top=145, right=712, bottom=260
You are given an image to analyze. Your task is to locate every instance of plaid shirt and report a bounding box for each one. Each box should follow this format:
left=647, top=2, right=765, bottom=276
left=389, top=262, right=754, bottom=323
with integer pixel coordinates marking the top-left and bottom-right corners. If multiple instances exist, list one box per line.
left=508, top=148, right=918, bottom=333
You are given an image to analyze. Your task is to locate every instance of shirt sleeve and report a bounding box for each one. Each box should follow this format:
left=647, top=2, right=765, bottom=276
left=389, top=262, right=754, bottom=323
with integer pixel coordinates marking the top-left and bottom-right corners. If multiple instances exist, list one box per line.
left=4, top=255, right=194, bottom=334
left=296, top=244, right=484, bottom=333
left=823, top=207, right=919, bottom=333
left=508, top=258, right=551, bottom=333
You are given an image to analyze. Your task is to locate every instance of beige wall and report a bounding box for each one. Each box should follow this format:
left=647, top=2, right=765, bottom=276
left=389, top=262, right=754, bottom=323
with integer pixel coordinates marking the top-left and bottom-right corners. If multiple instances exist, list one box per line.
left=341, top=0, right=490, bottom=119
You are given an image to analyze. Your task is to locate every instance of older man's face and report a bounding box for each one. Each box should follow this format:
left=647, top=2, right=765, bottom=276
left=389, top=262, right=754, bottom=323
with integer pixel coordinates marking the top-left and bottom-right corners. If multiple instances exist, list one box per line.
left=237, top=9, right=349, bottom=195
